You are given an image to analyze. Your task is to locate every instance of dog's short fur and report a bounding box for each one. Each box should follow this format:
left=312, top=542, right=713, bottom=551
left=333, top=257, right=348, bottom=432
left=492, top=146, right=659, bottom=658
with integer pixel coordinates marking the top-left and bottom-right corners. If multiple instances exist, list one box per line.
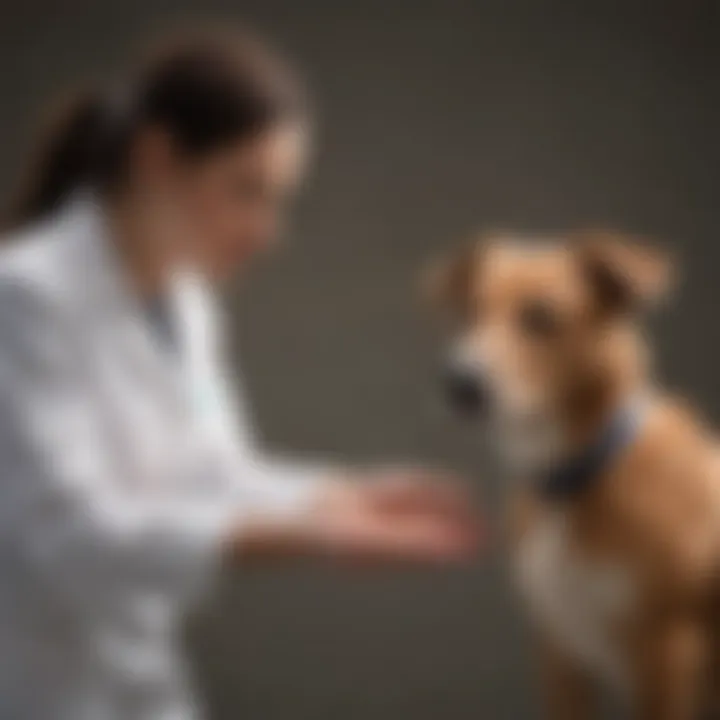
left=429, top=232, right=720, bottom=719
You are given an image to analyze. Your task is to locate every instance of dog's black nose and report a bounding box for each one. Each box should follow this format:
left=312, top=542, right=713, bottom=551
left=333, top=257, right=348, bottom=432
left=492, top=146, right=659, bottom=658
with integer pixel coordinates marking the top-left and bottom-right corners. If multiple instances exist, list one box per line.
left=442, top=366, right=489, bottom=417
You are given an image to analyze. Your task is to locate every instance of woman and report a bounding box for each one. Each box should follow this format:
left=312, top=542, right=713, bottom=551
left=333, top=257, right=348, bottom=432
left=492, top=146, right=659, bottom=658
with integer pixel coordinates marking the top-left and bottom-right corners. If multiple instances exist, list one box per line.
left=0, top=27, right=478, bottom=720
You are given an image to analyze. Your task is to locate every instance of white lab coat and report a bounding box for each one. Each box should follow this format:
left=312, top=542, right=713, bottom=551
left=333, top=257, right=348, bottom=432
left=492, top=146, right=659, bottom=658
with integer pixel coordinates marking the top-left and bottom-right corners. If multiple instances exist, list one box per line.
left=0, top=195, right=324, bottom=720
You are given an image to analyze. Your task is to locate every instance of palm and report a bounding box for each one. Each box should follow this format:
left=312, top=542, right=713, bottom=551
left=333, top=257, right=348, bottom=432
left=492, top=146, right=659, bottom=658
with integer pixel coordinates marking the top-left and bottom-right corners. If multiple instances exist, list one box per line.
left=316, top=470, right=480, bottom=564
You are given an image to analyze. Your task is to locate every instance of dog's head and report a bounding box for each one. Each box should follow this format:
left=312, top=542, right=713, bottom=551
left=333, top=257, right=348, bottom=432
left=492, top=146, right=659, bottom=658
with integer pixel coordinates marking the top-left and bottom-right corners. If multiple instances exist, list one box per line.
left=426, top=231, right=673, bottom=458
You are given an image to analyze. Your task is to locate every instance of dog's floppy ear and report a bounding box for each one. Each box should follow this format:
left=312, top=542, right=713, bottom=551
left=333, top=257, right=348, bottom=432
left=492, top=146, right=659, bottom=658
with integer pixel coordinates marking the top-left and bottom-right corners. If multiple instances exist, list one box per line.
left=576, top=231, right=675, bottom=316
left=422, top=243, right=481, bottom=318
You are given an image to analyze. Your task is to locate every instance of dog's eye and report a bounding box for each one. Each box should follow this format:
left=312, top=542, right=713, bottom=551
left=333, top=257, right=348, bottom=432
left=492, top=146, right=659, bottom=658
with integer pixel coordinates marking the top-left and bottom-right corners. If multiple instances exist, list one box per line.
left=518, top=301, right=560, bottom=338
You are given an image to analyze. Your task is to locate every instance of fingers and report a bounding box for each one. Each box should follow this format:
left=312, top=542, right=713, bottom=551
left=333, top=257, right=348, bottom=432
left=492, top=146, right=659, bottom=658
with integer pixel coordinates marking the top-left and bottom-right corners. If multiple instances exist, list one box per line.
left=341, top=515, right=481, bottom=566
left=368, top=468, right=478, bottom=523
left=330, top=491, right=482, bottom=565
left=302, top=466, right=484, bottom=567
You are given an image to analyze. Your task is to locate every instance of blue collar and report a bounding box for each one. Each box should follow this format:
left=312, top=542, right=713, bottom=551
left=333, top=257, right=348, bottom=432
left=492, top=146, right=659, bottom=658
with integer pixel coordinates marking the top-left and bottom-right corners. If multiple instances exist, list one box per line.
left=538, top=403, right=644, bottom=502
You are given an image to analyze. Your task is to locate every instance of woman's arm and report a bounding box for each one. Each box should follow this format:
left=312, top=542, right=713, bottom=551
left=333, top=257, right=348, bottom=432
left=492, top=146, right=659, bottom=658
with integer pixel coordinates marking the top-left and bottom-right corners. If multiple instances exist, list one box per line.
left=0, top=275, right=479, bottom=620
left=199, top=303, right=480, bottom=566
left=226, top=469, right=481, bottom=565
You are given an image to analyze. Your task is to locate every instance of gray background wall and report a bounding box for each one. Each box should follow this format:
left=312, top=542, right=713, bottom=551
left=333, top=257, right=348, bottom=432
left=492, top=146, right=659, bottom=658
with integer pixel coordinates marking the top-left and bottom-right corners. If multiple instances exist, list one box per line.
left=1, top=1, right=718, bottom=717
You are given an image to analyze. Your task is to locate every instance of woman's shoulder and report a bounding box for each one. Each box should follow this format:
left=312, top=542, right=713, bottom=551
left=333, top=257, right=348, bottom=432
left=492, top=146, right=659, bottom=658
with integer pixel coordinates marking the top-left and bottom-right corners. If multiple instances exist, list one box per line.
left=0, top=272, right=60, bottom=347
left=0, top=245, right=79, bottom=379
left=0, top=213, right=78, bottom=321
left=0, top=227, right=73, bottom=341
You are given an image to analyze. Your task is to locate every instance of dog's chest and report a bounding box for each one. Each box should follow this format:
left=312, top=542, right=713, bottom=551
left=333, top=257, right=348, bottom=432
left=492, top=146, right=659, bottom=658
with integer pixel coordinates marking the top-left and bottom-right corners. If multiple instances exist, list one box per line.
left=514, top=511, right=635, bottom=689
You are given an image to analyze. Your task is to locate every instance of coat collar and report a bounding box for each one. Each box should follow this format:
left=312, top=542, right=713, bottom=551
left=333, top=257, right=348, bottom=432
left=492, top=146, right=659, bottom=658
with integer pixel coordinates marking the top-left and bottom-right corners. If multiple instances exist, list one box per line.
left=54, top=192, right=217, bottom=397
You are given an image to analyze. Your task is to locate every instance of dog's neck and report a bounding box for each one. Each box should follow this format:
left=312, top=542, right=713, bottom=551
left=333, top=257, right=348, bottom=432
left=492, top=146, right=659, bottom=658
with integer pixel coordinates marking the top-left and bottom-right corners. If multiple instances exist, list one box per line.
left=497, top=382, right=649, bottom=492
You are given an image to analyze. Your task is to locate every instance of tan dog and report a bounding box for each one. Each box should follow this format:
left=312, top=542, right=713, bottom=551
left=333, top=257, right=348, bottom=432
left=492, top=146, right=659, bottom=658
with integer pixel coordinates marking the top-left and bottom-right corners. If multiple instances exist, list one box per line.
left=429, top=232, right=720, bottom=719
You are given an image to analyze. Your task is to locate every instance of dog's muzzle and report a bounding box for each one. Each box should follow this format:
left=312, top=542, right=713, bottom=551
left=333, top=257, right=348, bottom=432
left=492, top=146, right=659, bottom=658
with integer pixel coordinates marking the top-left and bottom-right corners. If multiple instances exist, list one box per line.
left=442, top=363, right=491, bottom=418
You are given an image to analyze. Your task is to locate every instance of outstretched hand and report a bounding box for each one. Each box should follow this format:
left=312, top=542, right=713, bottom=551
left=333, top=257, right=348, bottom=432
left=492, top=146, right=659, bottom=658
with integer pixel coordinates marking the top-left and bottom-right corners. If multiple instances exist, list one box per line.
left=234, top=467, right=482, bottom=566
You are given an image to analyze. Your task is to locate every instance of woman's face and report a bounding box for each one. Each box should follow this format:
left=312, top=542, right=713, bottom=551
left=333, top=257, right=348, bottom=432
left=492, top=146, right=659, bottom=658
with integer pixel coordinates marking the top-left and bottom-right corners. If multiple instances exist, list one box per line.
left=160, top=122, right=309, bottom=280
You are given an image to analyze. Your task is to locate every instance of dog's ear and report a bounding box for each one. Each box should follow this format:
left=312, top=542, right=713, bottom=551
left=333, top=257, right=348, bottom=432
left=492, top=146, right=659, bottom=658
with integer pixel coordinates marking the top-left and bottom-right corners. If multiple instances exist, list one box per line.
left=576, top=231, right=675, bottom=316
left=422, top=243, right=481, bottom=319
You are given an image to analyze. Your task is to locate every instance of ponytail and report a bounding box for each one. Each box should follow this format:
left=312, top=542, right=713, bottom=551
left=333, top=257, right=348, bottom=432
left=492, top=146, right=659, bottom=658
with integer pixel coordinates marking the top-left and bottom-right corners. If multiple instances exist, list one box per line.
left=4, top=89, right=112, bottom=229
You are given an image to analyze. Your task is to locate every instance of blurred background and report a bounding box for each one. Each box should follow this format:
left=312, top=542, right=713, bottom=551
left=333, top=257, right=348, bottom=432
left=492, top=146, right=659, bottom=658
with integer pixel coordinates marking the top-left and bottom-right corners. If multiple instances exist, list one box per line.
left=1, top=1, right=718, bottom=717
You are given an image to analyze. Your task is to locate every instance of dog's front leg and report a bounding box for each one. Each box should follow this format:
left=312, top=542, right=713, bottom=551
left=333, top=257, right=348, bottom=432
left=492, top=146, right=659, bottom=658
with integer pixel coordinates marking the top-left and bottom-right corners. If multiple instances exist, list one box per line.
left=629, top=617, right=707, bottom=720
left=539, top=640, right=596, bottom=720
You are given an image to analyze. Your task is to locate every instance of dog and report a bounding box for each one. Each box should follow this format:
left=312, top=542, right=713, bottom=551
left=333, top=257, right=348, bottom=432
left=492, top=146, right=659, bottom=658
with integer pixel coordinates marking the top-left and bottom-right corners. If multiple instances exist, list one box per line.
left=428, top=231, right=720, bottom=719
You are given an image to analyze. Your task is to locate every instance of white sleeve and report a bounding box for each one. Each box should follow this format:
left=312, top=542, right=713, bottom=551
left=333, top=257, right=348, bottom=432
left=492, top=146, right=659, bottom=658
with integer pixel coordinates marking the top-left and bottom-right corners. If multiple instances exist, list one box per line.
left=207, top=363, right=332, bottom=517
left=0, top=278, right=239, bottom=611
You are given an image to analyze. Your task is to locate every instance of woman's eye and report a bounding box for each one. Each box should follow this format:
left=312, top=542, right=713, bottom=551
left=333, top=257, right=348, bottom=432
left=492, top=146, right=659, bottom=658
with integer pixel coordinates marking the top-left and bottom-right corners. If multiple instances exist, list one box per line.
left=518, top=301, right=560, bottom=338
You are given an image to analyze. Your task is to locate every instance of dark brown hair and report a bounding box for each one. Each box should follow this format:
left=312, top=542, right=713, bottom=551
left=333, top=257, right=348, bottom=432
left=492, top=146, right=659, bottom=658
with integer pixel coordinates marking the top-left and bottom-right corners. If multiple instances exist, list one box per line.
left=4, top=27, right=307, bottom=229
